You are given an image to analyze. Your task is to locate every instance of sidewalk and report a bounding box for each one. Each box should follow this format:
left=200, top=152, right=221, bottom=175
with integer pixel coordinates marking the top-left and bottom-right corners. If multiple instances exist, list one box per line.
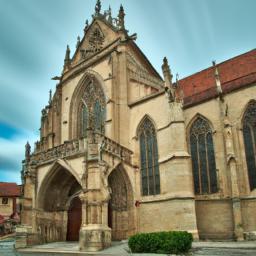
left=17, top=240, right=256, bottom=255
left=193, top=241, right=256, bottom=249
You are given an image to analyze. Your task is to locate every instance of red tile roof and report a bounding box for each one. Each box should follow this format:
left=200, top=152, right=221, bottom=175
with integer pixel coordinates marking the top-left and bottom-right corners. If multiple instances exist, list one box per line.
left=178, top=49, right=256, bottom=107
left=0, top=182, right=21, bottom=197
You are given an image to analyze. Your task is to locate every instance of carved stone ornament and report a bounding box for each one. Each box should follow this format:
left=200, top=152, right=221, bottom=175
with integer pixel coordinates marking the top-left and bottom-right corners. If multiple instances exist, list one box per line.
left=81, top=25, right=105, bottom=60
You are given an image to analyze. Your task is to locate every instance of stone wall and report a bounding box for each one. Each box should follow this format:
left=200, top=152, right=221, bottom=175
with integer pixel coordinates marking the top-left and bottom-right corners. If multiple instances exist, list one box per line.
left=195, top=199, right=234, bottom=240
left=36, top=211, right=67, bottom=243
left=138, top=199, right=198, bottom=238
left=241, top=199, right=256, bottom=232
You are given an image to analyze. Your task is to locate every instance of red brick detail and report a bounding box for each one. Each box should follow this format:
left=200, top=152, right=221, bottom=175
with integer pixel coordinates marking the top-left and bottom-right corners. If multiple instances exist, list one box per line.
left=0, top=182, right=21, bottom=197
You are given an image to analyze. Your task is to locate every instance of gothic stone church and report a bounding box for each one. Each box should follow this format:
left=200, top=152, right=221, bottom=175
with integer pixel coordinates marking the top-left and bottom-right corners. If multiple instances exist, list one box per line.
left=18, top=1, right=256, bottom=252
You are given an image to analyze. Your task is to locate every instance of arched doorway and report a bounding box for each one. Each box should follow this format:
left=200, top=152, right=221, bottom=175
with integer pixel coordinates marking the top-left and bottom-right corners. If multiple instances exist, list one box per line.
left=66, top=197, right=82, bottom=241
left=108, top=165, right=134, bottom=240
left=37, top=162, right=82, bottom=243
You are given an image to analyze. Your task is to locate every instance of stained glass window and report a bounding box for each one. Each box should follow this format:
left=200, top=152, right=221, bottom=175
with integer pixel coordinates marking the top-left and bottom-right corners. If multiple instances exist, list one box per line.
left=78, top=79, right=106, bottom=136
left=80, top=105, right=88, bottom=137
left=243, top=101, right=256, bottom=190
left=139, top=117, right=160, bottom=196
left=189, top=117, right=217, bottom=194
left=93, top=100, right=105, bottom=133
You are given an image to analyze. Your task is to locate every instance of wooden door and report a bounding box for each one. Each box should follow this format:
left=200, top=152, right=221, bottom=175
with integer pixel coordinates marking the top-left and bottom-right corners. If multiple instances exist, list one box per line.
left=66, top=197, right=82, bottom=241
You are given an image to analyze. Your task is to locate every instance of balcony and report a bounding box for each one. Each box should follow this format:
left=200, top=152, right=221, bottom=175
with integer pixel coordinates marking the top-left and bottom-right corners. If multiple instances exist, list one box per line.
left=30, top=135, right=133, bottom=166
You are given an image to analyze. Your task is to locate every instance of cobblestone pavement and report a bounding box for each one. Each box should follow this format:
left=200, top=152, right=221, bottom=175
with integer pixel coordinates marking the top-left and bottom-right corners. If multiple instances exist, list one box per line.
left=1, top=239, right=256, bottom=256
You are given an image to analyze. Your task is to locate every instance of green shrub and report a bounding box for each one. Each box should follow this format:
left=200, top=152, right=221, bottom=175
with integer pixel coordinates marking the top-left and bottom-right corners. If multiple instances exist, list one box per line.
left=128, top=231, right=193, bottom=254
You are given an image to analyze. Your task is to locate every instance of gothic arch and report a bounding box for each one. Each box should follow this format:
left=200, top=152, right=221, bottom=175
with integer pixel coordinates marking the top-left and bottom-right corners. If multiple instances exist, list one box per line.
left=240, top=99, right=256, bottom=126
left=188, top=114, right=218, bottom=195
left=186, top=113, right=215, bottom=138
left=107, top=163, right=133, bottom=190
left=69, top=70, right=107, bottom=139
left=107, top=163, right=134, bottom=240
left=241, top=100, right=256, bottom=190
left=136, top=114, right=158, bottom=138
left=37, top=160, right=82, bottom=211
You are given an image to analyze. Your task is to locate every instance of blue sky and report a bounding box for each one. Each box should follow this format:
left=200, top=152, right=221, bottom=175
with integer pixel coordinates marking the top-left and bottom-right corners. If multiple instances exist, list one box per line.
left=0, top=0, right=255, bottom=184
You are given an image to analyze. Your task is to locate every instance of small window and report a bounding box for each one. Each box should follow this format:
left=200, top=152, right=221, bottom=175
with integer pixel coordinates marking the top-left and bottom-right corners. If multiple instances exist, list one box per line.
left=2, top=198, right=8, bottom=204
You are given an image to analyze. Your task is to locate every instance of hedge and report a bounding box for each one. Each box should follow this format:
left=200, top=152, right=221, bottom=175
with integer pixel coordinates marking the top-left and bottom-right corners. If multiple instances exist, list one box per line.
left=128, top=231, right=193, bottom=254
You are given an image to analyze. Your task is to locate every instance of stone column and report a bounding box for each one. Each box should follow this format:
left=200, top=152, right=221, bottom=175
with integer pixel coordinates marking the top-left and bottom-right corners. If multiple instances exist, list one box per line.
left=168, top=101, right=199, bottom=240
left=162, top=57, right=198, bottom=239
left=17, top=160, right=38, bottom=248
left=223, top=117, right=244, bottom=240
left=79, top=132, right=111, bottom=251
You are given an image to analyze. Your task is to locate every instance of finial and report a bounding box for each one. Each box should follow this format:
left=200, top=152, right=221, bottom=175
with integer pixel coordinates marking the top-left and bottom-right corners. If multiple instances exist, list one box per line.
left=118, top=4, right=125, bottom=30
left=212, top=60, right=223, bottom=98
left=108, top=5, right=113, bottom=24
left=76, top=36, right=81, bottom=48
left=64, top=45, right=71, bottom=70
left=48, top=89, right=52, bottom=104
left=162, top=57, right=173, bottom=88
left=25, top=142, right=31, bottom=161
left=175, top=73, right=179, bottom=87
left=65, top=45, right=70, bottom=62
left=84, top=20, right=89, bottom=33
left=95, top=0, right=101, bottom=16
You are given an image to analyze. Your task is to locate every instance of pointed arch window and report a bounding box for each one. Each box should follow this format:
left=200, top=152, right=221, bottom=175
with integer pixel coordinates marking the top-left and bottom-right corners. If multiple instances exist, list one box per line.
left=75, top=78, right=106, bottom=138
left=189, top=117, right=218, bottom=194
left=80, top=105, right=88, bottom=137
left=243, top=101, right=256, bottom=190
left=139, top=118, right=160, bottom=196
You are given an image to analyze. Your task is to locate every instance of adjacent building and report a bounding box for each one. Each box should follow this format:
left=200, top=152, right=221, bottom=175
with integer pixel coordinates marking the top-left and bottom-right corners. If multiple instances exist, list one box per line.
left=0, top=182, right=21, bottom=235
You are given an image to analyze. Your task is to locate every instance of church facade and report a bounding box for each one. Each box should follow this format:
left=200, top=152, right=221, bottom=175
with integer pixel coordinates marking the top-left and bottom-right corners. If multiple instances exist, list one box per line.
left=18, top=1, right=256, bottom=251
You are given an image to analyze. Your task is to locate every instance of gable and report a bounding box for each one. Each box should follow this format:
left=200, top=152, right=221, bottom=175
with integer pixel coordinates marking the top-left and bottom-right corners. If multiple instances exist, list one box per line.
left=72, top=19, right=120, bottom=65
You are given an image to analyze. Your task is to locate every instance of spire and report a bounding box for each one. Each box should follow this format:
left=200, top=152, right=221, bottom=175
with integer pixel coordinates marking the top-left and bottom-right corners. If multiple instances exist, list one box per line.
left=25, top=142, right=31, bottom=161
left=65, top=45, right=70, bottom=62
left=95, top=0, right=101, bottom=16
left=64, top=45, right=71, bottom=70
left=212, top=60, right=223, bottom=98
left=175, top=73, right=179, bottom=88
left=107, top=5, right=113, bottom=24
left=48, top=89, right=52, bottom=105
left=84, top=19, right=89, bottom=33
left=76, top=36, right=81, bottom=48
left=162, top=57, right=173, bottom=88
left=118, top=4, right=125, bottom=30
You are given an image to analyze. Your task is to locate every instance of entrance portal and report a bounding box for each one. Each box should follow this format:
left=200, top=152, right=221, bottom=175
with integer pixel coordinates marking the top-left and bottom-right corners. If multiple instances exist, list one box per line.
left=66, top=197, right=82, bottom=241
left=108, top=166, right=134, bottom=240
left=37, top=163, right=83, bottom=243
